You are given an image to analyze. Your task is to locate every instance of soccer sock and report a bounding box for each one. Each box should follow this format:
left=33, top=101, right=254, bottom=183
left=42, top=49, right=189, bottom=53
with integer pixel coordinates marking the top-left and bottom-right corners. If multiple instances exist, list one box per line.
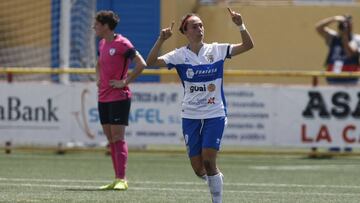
left=198, top=174, right=208, bottom=183
left=207, top=172, right=223, bottom=203
left=114, top=140, right=128, bottom=179
left=109, top=143, right=118, bottom=178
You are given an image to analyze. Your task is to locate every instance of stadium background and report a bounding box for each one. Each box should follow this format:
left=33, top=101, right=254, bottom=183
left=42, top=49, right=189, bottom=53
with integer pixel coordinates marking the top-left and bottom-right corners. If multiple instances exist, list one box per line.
left=2, top=2, right=360, bottom=202
left=1, top=0, right=360, bottom=148
left=0, top=0, right=359, bottom=84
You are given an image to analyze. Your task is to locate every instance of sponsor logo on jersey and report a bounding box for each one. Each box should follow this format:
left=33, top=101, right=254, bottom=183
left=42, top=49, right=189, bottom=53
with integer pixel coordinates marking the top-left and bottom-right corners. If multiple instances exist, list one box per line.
left=188, top=98, right=208, bottom=106
left=186, top=68, right=218, bottom=79
left=190, top=84, right=206, bottom=93
left=208, top=97, right=215, bottom=104
left=186, top=68, right=195, bottom=79
left=109, top=48, right=116, bottom=56
left=187, top=98, right=215, bottom=105
left=207, top=83, right=216, bottom=92
left=194, top=68, right=217, bottom=75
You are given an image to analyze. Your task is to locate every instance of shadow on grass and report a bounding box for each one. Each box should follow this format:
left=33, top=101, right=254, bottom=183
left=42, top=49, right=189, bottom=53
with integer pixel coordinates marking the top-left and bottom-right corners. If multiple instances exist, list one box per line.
left=65, top=188, right=119, bottom=192
left=302, top=154, right=335, bottom=159
left=65, top=188, right=126, bottom=192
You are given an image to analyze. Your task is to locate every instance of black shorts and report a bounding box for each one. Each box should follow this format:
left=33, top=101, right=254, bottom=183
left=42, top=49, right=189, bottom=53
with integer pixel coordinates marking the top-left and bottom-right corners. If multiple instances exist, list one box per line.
left=98, top=99, right=131, bottom=125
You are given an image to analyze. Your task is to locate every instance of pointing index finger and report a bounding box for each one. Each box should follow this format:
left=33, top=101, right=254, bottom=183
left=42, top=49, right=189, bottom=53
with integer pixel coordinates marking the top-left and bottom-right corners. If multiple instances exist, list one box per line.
left=227, top=7, right=234, bottom=16
left=170, top=21, right=175, bottom=30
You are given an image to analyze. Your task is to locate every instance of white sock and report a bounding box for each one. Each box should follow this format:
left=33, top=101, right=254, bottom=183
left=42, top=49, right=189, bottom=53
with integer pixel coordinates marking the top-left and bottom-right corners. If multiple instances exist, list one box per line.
left=207, top=172, right=223, bottom=203
left=199, top=174, right=208, bottom=183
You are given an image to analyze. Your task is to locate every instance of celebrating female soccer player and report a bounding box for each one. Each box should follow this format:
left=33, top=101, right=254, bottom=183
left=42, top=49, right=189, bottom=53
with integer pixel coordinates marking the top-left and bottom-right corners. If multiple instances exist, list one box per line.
left=93, top=10, right=146, bottom=190
left=146, top=8, right=254, bottom=203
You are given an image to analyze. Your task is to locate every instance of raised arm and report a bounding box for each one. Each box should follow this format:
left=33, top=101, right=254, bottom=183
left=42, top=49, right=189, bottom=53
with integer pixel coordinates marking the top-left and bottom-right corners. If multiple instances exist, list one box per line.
left=146, top=22, right=174, bottom=67
left=315, top=16, right=345, bottom=42
left=341, top=31, right=358, bottom=58
left=316, top=15, right=357, bottom=57
left=227, top=7, right=254, bottom=57
left=340, top=21, right=358, bottom=58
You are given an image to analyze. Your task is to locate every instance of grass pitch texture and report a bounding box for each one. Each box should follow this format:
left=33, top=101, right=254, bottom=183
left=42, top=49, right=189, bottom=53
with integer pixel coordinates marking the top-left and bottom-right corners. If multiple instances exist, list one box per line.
left=1, top=151, right=360, bottom=202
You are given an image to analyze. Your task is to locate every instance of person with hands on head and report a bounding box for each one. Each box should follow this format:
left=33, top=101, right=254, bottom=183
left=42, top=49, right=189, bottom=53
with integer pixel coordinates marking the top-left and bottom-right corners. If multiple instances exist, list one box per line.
left=316, top=14, right=360, bottom=84
left=93, top=10, right=146, bottom=190
left=147, top=8, right=253, bottom=203
left=316, top=15, right=360, bottom=153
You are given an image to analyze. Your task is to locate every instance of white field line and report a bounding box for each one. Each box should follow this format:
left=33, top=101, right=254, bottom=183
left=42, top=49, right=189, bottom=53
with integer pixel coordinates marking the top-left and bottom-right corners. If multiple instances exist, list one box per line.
left=1, top=177, right=360, bottom=190
left=250, top=165, right=360, bottom=171
left=1, top=182, right=360, bottom=197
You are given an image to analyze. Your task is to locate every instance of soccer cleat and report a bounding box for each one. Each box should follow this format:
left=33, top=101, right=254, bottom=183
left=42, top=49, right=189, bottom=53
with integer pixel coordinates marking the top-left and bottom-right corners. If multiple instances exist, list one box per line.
left=99, top=179, right=128, bottom=190
left=113, top=179, right=128, bottom=190
left=99, top=180, right=117, bottom=190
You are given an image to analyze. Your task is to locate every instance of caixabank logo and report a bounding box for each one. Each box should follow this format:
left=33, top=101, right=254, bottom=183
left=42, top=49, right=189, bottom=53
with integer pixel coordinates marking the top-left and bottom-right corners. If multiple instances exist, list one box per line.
left=0, top=96, right=59, bottom=122
left=301, top=91, right=360, bottom=144
left=0, top=96, right=61, bottom=132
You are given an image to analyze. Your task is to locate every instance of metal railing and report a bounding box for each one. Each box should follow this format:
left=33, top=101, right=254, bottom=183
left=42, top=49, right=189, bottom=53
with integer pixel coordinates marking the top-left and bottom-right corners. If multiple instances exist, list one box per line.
left=1, top=67, right=360, bottom=85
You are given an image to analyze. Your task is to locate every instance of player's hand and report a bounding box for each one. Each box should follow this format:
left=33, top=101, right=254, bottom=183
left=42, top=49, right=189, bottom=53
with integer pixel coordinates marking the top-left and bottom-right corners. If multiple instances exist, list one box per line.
left=227, top=7, right=243, bottom=26
left=159, top=21, right=175, bottom=41
left=109, top=79, right=126, bottom=89
left=334, top=15, right=347, bottom=23
left=96, top=79, right=100, bottom=87
left=335, top=15, right=350, bottom=36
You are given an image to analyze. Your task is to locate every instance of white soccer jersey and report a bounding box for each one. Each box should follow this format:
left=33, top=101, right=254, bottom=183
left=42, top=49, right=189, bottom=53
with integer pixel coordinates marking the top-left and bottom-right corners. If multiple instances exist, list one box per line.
left=160, top=43, right=232, bottom=119
left=353, top=34, right=360, bottom=53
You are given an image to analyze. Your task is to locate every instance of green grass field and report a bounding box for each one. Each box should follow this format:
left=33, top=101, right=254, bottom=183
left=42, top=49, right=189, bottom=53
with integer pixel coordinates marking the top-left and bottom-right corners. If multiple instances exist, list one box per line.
left=1, top=149, right=360, bottom=203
